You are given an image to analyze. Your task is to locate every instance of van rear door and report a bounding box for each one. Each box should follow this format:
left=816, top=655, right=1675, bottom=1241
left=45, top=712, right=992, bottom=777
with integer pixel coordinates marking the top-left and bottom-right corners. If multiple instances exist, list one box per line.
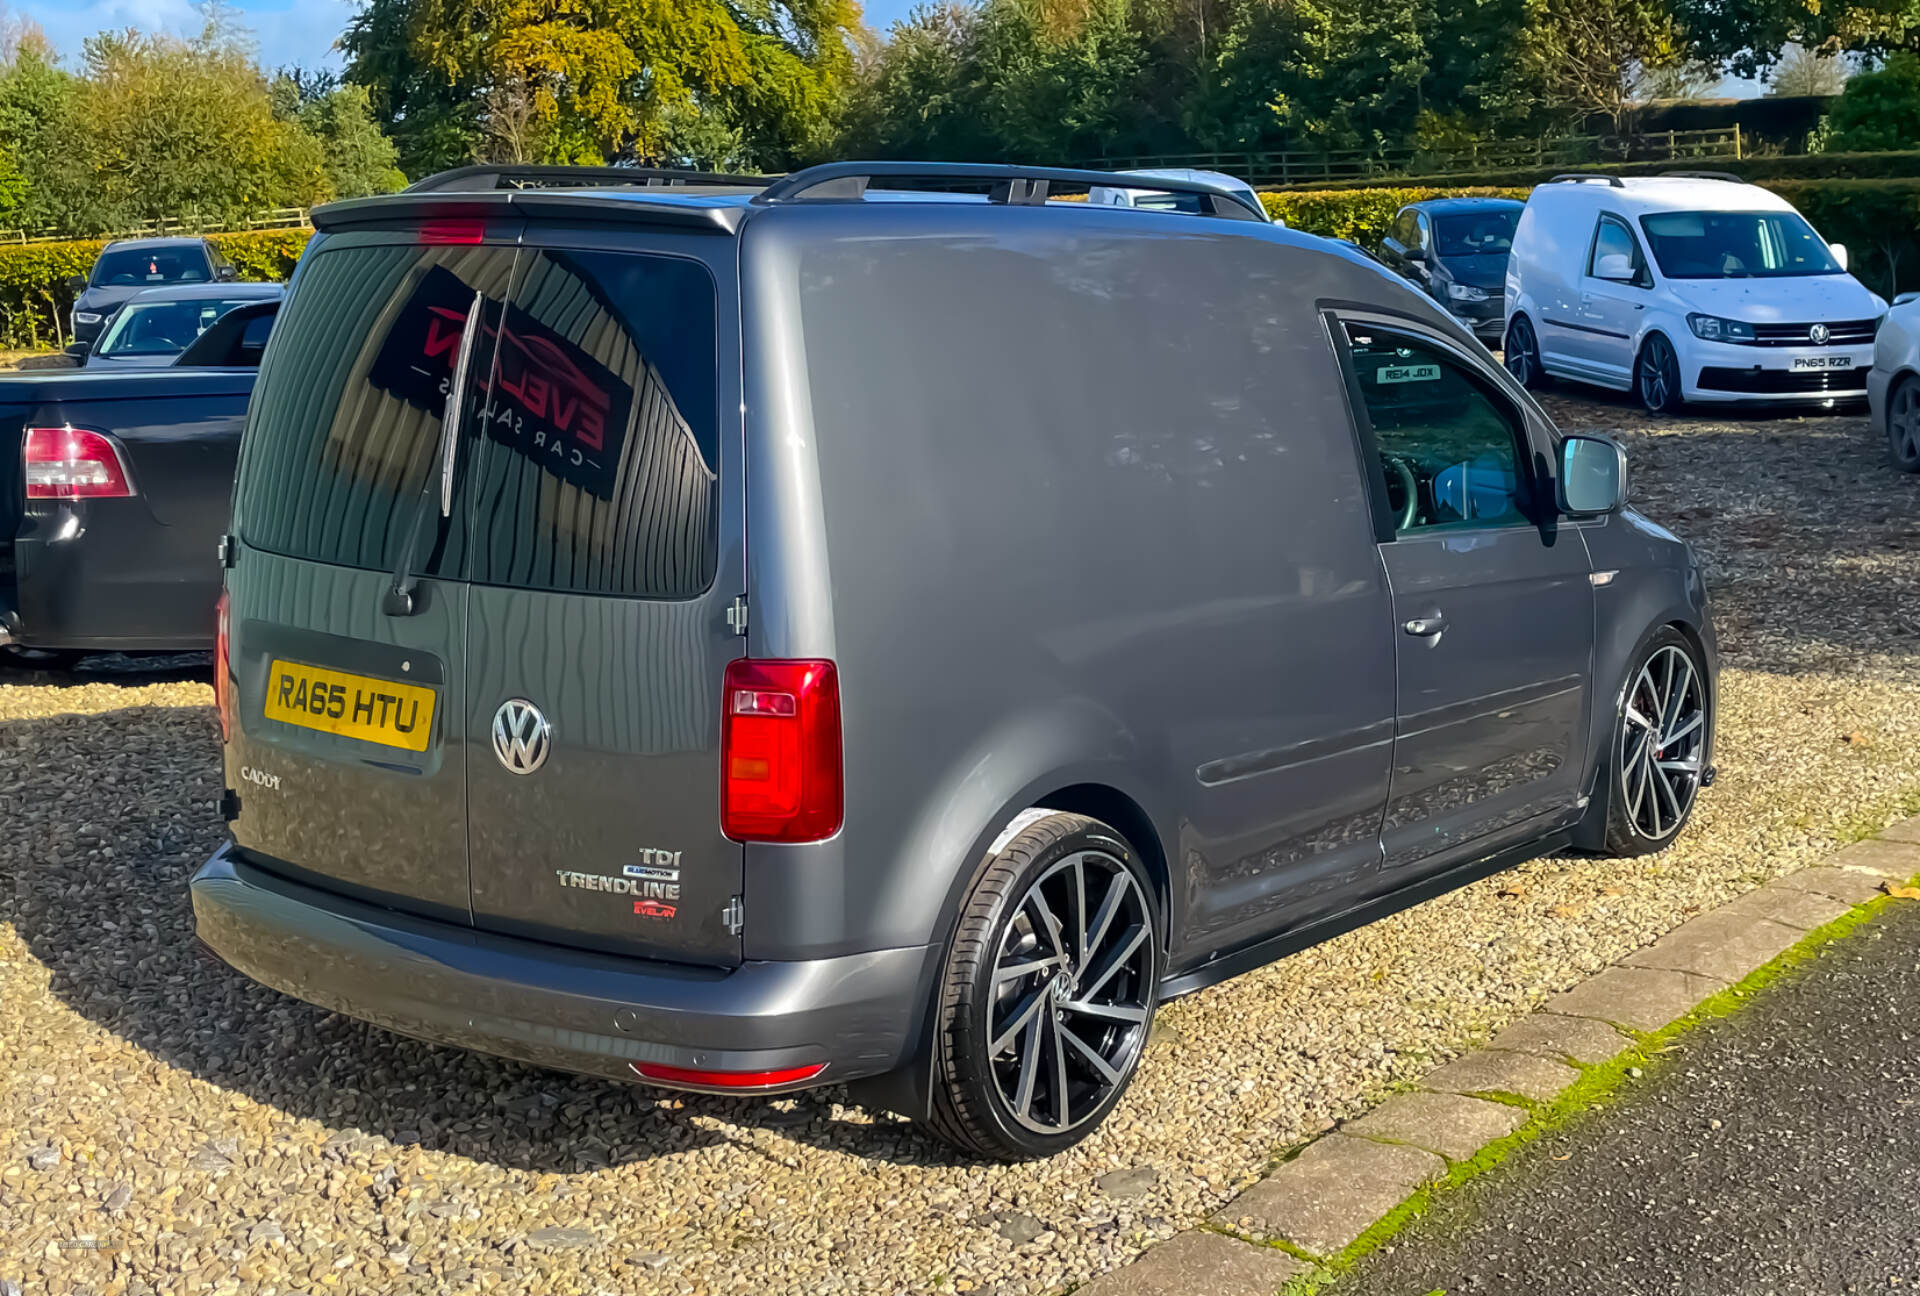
left=461, top=236, right=744, bottom=966
left=224, top=235, right=517, bottom=920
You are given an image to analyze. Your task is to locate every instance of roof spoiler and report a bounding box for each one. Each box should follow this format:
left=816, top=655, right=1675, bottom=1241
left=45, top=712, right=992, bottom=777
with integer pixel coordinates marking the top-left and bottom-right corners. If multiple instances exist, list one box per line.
left=755, top=161, right=1267, bottom=221
left=1546, top=173, right=1626, bottom=188
left=405, top=164, right=777, bottom=193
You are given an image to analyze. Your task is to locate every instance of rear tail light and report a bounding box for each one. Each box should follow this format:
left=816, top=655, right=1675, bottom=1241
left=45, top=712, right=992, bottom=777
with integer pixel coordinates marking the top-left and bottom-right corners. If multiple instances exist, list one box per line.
left=419, top=219, right=486, bottom=246
left=214, top=589, right=233, bottom=742
left=24, top=426, right=134, bottom=499
left=720, top=658, right=842, bottom=843
left=630, top=1060, right=827, bottom=1090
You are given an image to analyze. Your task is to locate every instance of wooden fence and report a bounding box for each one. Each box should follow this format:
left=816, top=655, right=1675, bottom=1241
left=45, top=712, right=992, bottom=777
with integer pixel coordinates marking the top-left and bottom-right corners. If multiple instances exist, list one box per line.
left=0, top=206, right=313, bottom=246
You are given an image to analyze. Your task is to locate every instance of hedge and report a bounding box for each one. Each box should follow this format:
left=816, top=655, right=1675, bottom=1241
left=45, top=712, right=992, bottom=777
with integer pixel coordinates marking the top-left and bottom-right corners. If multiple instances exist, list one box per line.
left=1274, top=150, right=1920, bottom=193
left=0, top=228, right=312, bottom=349
left=1264, top=178, right=1920, bottom=297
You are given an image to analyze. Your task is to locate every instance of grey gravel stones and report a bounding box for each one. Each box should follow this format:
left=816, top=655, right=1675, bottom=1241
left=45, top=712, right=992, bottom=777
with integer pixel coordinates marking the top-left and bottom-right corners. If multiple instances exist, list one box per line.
left=1095, top=1167, right=1159, bottom=1197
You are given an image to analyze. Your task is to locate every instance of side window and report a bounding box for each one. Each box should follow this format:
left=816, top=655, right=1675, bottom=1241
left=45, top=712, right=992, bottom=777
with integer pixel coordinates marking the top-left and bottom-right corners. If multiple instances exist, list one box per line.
left=1413, top=212, right=1431, bottom=253
left=1391, top=210, right=1417, bottom=248
left=1342, top=323, right=1532, bottom=536
left=1587, top=214, right=1646, bottom=282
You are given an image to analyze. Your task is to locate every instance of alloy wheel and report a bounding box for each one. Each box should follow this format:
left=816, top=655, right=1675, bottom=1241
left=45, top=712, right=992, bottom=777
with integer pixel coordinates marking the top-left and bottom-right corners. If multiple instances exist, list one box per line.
left=1505, top=318, right=1535, bottom=387
left=1890, top=381, right=1920, bottom=472
left=1638, top=337, right=1676, bottom=413
left=988, top=849, right=1154, bottom=1135
left=1619, top=644, right=1705, bottom=841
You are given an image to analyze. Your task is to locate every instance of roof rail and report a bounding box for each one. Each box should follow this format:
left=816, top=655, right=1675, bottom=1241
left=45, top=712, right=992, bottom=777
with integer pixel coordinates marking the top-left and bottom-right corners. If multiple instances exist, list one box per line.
left=405, top=164, right=778, bottom=194
left=753, top=161, right=1266, bottom=220
left=1659, top=170, right=1747, bottom=183
left=1546, top=173, right=1626, bottom=188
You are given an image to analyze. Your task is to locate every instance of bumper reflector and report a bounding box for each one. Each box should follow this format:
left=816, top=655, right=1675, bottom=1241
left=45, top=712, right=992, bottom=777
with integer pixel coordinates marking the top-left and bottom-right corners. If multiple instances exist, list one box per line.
left=629, top=1060, right=828, bottom=1090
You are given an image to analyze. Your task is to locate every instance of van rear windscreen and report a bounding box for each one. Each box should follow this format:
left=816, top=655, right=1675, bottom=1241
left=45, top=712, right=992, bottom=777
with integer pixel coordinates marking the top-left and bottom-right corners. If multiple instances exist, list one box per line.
left=234, top=242, right=719, bottom=599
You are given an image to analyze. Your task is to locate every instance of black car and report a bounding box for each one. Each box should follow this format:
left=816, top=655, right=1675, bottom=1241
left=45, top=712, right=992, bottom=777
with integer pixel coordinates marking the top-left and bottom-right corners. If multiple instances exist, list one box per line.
left=1, top=298, right=278, bottom=666
left=1377, top=198, right=1525, bottom=346
left=84, top=282, right=284, bottom=368
left=66, top=236, right=240, bottom=358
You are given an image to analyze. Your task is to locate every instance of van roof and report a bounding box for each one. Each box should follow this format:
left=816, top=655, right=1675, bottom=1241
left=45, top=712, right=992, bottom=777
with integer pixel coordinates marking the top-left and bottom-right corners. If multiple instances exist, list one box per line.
left=1536, top=174, right=1794, bottom=215
left=315, top=161, right=1274, bottom=238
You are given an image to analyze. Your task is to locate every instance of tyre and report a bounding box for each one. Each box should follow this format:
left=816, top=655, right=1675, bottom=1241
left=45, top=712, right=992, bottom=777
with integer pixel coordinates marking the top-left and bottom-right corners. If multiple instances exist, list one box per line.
left=926, top=812, right=1160, bottom=1160
left=1596, top=627, right=1710, bottom=857
left=1504, top=314, right=1547, bottom=391
left=1887, top=375, right=1920, bottom=474
left=1635, top=333, right=1684, bottom=415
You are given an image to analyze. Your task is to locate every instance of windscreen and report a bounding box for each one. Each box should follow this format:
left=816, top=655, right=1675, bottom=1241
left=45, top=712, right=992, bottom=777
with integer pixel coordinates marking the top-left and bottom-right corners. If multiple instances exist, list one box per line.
left=95, top=298, right=261, bottom=356
left=1433, top=210, right=1519, bottom=258
left=90, top=247, right=210, bottom=286
left=1639, top=210, right=1841, bottom=279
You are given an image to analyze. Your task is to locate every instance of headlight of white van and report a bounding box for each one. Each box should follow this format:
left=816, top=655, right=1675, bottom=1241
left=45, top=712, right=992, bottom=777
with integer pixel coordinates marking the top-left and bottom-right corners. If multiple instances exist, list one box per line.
left=1686, top=313, right=1755, bottom=343
left=1448, top=283, right=1490, bottom=302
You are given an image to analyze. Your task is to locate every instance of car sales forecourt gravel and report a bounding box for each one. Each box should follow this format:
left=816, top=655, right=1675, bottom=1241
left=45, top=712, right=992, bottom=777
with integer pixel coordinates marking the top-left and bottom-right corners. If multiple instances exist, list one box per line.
left=4, top=391, right=1919, bottom=1296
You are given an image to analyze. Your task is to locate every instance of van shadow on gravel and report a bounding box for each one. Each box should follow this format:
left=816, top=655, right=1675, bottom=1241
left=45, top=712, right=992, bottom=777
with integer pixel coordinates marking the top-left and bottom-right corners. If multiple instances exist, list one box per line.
left=1, top=704, right=967, bottom=1173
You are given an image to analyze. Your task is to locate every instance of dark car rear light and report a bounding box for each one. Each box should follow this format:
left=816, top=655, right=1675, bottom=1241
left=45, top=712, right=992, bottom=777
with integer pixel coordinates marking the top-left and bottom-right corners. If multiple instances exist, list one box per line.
left=720, top=658, right=842, bottom=843
left=630, top=1060, right=827, bottom=1090
left=23, top=426, right=135, bottom=499
left=215, top=589, right=233, bottom=742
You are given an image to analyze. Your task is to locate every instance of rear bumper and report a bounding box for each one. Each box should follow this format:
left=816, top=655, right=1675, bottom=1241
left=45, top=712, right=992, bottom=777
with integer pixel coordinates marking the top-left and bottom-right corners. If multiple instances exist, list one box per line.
left=190, top=843, right=932, bottom=1093
left=9, top=500, right=217, bottom=651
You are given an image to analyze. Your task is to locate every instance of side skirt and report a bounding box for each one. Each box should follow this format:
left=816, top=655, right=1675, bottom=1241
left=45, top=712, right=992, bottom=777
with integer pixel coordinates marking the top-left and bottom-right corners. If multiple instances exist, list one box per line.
left=1157, top=830, right=1574, bottom=1000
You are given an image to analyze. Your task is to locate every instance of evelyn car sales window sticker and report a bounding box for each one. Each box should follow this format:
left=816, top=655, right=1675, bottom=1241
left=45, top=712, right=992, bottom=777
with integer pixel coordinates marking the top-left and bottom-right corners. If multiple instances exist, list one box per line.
left=368, top=263, right=636, bottom=501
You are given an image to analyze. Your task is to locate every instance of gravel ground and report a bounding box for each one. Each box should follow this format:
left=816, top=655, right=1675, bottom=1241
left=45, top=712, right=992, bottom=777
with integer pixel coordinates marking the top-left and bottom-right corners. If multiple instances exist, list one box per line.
left=4, top=393, right=1919, bottom=1296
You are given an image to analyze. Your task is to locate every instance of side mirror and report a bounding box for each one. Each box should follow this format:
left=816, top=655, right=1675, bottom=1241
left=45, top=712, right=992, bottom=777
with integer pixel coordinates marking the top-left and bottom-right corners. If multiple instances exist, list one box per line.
left=1559, top=435, right=1627, bottom=516
left=1829, top=242, right=1849, bottom=273
left=1896, top=291, right=1920, bottom=307
left=66, top=274, right=86, bottom=293
left=1406, top=245, right=1427, bottom=263
left=216, top=265, right=238, bottom=282
left=1594, top=253, right=1636, bottom=283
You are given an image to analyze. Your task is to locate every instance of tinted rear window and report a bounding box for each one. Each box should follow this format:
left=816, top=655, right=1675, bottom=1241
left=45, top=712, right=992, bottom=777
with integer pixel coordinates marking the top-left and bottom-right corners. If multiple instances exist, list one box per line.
left=234, top=241, right=720, bottom=598
left=468, top=248, right=719, bottom=599
left=234, top=242, right=515, bottom=578
left=92, top=246, right=210, bottom=286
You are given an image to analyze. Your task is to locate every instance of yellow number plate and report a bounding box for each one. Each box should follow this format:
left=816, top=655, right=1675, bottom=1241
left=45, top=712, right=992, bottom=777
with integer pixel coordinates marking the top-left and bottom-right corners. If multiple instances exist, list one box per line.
left=263, top=659, right=437, bottom=752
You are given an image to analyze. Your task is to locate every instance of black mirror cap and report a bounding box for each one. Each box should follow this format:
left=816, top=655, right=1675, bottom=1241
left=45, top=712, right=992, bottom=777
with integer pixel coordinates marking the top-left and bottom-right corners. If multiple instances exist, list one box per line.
left=1559, top=434, right=1628, bottom=516
left=66, top=274, right=87, bottom=293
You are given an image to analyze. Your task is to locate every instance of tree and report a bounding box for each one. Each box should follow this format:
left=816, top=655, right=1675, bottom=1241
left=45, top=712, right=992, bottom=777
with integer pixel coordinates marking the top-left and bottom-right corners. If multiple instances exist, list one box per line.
left=274, top=71, right=409, bottom=194
left=1820, top=50, right=1920, bottom=150
left=343, top=0, right=863, bottom=172
left=1501, top=0, right=1700, bottom=131
left=1676, top=0, right=1919, bottom=80
left=1768, top=43, right=1852, bottom=95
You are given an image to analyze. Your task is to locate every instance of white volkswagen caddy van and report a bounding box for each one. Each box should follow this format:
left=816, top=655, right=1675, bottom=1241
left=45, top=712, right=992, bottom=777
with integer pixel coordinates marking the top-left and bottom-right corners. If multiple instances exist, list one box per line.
left=1503, top=173, right=1886, bottom=413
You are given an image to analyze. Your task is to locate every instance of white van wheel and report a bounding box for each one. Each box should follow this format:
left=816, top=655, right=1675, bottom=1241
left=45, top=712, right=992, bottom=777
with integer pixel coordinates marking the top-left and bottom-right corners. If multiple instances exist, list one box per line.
left=1505, top=315, right=1547, bottom=390
left=1636, top=334, right=1684, bottom=415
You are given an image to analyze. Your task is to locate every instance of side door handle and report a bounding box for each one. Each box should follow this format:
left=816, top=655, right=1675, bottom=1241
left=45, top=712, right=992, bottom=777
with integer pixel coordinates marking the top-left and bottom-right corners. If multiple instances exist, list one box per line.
left=1403, top=612, right=1448, bottom=637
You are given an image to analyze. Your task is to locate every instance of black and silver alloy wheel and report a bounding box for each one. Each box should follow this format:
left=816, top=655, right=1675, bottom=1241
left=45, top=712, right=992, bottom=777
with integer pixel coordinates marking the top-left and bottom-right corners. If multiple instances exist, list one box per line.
left=1637, top=333, right=1684, bottom=415
left=1505, top=315, right=1545, bottom=390
left=928, top=813, right=1160, bottom=1159
left=1607, top=633, right=1708, bottom=853
left=988, top=849, right=1153, bottom=1135
left=1888, top=377, right=1920, bottom=473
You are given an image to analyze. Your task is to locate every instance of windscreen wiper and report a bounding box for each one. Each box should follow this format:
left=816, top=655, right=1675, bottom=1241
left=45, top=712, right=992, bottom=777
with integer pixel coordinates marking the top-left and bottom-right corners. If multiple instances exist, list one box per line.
left=382, top=289, right=483, bottom=617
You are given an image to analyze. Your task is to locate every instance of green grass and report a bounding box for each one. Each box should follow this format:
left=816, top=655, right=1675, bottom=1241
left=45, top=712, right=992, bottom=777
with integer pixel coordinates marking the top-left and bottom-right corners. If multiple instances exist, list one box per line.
left=1227, top=882, right=1912, bottom=1294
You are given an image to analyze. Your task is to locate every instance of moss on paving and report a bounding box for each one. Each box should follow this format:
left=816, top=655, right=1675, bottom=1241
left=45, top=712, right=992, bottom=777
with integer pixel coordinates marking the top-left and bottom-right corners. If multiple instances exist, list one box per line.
left=1239, top=879, right=1913, bottom=1295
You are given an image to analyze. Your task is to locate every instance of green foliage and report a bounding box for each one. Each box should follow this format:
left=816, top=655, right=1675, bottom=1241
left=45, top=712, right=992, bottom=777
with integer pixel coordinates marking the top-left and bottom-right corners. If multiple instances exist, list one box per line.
left=1260, top=186, right=1527, bottom=243
left=1678, top=0, right=1920, bottom=81
left=0, top=228, right=310, bottom=348
left=1821, top=52, right=1920, bottom=154
left=1280, top=149, right=1920, bottom=191
left=273, top=76, right=409, bottom=198
left=342, top=0, right=861, bottom=173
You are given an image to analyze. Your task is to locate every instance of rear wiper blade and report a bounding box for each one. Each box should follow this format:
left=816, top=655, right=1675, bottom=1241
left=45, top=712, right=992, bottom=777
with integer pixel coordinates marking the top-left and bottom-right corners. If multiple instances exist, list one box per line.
left=382, top=288, right=484, bottom=617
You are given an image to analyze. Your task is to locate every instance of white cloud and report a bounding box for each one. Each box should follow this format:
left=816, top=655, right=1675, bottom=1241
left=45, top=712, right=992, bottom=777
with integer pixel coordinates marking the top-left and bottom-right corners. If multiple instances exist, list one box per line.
left=15, top=0, right=349, bottom=71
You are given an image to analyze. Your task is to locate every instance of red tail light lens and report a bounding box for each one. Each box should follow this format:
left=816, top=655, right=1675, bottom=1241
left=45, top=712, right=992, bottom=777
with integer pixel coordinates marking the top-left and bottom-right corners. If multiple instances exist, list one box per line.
left=720, top=658, right=842, bottom=843
left=214, top=589, right=233, bottom=742
left=24, top=426, right=134, bottom=499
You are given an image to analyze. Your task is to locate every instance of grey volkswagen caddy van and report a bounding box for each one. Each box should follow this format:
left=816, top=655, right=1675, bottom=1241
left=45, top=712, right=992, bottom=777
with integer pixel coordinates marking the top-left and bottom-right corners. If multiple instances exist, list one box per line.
left=193, top=162, right=1716, bottom=1160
